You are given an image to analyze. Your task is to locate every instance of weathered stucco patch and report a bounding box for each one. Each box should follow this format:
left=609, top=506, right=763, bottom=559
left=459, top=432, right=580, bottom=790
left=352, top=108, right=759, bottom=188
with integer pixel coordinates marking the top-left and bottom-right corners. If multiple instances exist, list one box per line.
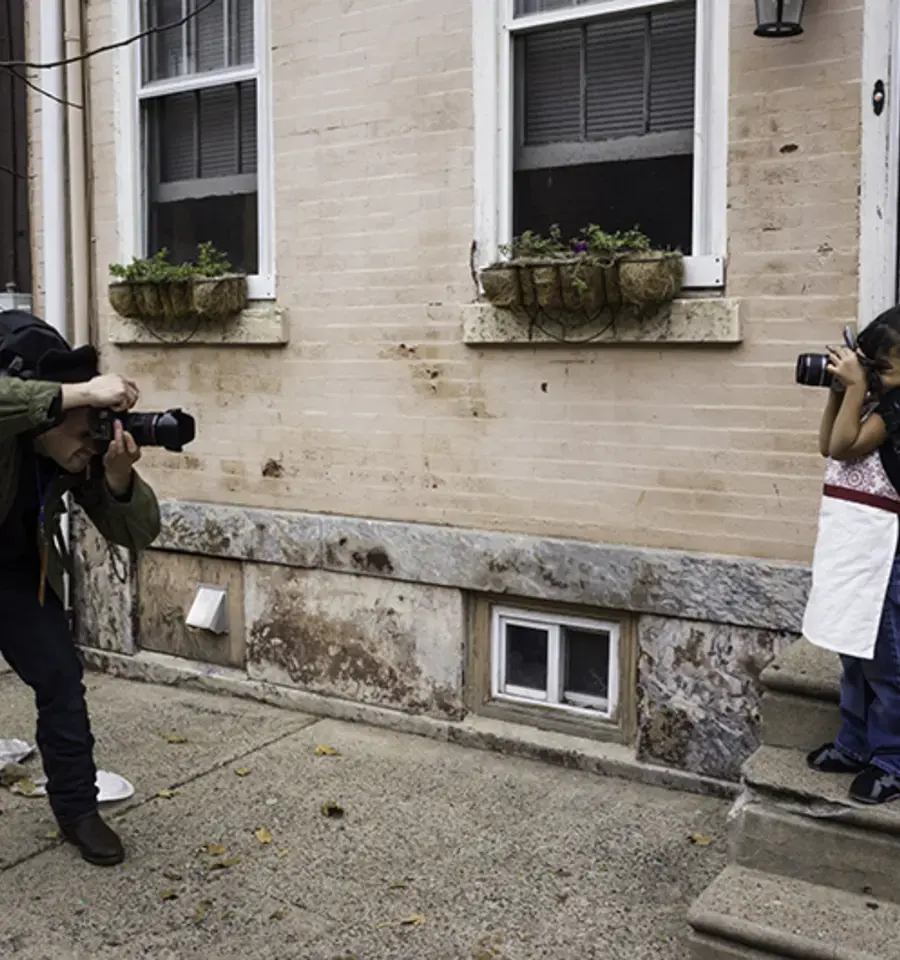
left=71, top=505, right=137, bottom=655
left=244, top=566, right=465, bottom=718
left=139, top=551, right=246, bottom=668
left=635, top=617, right=795, bottom=781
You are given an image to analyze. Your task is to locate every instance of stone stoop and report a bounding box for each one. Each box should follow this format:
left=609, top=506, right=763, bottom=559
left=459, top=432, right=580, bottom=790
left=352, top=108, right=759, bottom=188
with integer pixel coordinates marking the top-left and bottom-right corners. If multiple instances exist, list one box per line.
left=687, top=640, right=900, bottom=958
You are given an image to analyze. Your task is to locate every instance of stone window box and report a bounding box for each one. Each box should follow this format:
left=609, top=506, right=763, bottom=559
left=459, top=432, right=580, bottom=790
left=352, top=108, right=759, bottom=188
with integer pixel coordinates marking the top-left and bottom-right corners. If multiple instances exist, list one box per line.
left=462, top=297, right=743, bottom=347
left=108, top=303, right=289, bottom=347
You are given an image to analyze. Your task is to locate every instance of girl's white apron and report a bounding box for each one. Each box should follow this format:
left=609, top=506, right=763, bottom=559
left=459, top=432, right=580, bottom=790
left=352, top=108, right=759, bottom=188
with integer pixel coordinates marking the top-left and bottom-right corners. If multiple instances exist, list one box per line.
left=802, top=443, right=900, bottom=660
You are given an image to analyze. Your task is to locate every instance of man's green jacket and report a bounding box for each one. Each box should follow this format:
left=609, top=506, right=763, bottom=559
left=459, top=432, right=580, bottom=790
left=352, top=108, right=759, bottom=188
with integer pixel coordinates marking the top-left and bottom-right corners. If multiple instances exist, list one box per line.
left=0, top=378, right=161, bottom=601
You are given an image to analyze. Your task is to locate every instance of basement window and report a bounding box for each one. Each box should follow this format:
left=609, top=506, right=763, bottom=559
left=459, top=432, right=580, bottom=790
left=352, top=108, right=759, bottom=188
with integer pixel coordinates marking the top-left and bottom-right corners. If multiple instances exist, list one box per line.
left=491, top=606, right=619, bottom=719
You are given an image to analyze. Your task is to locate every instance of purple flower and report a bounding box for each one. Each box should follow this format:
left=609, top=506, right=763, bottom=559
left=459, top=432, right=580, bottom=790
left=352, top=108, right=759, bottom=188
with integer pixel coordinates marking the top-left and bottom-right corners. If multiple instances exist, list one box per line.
left=572, top=240, right=589, bottom=253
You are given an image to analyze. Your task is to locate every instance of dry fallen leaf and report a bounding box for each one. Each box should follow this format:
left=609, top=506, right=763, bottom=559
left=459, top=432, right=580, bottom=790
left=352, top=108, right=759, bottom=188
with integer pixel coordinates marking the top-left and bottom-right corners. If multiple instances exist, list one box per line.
left=44, top=830, right=60, bottom=841
left=11, top=778, right=38, bottom=796
left=315, top=745, right=341, bottom=757
left=194, top=900, right=214, bottom=923
left=690, top=833, right=714, bottom=847
left=204, top=843, right=227, bottom=856
left=163, top=869, right=183, bottom=882
left=156, top=789, right=176, bottom=800
left=321, top=801, right=344, bottom=819
left=160, top=889, right=179, bottom=902
left=388, top=881, right=408, bottom=890
left=165, top=734, right=188, bottom=744
left=234, top=767, right=251, bottom=777
left=269, top=908, right=288, bottom=921
left=254, top=827, right=273, bottom=845
left=209, top=856, right=242, bottom=872
left=377, top=914, right=426, bottom=930
left=275, top=849, right=289, bottom=858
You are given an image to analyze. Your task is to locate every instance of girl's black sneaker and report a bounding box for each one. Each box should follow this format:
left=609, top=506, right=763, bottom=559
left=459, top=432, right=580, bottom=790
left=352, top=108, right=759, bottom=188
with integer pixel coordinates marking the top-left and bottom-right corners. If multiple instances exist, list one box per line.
left=850, top=766, right=900, bottom=805
left=806, top=743, right=867, bottom=774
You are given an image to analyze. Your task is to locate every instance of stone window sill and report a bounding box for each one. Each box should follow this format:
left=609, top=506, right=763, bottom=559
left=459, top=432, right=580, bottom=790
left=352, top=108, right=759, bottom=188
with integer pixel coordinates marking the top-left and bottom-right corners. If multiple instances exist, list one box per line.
left=462, top=297, right=743, bottom=346
left=108, top=303, right=289, bottom=347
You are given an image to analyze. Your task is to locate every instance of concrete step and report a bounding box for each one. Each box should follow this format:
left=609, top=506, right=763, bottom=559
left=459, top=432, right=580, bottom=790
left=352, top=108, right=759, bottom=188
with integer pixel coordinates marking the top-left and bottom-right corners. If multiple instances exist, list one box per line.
left=688, top=865, right=900, bottom=959
left=760, top=689, right=839, bottom=751
left=736, top=746, right=900, bottom=902
left=760, top=639, right=840, bottom=702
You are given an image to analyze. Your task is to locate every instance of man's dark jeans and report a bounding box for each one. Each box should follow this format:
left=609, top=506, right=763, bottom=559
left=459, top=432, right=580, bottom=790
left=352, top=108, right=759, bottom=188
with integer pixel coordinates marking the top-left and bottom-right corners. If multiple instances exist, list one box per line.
left=0, top=579, right=97, bottom=824
left=835, top=555, right=900, bottom=776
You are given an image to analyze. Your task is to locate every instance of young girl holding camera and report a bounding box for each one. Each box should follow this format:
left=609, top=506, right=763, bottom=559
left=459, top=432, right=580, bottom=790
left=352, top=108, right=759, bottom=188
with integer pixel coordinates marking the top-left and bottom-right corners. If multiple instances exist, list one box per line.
left=804, top=305, right=900, bottom=804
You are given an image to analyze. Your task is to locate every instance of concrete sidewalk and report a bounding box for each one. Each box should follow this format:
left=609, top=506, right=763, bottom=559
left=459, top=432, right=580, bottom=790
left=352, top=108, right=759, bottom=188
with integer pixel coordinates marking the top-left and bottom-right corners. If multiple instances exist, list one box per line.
left=0, top=673, right=728, bottom=960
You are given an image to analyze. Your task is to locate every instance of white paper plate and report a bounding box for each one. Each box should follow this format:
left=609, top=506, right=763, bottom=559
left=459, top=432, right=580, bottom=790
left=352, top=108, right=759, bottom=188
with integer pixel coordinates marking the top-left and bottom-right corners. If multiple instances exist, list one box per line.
left=0, top=739, right=35, bottom=766
left=17, top=770, right=134, bottom=803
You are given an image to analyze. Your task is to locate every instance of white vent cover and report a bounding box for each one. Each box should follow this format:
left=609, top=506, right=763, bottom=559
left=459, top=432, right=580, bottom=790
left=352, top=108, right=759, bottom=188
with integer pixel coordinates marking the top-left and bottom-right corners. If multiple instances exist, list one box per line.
left=185, top=585, right=228, bottom=635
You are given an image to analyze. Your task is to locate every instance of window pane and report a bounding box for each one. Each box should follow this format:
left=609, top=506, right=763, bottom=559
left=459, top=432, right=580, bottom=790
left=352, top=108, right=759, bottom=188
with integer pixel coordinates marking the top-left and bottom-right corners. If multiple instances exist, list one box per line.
left=157, top=92, right=197, bottom=182
left=195, top=0, right=226, bottom=73
left=144, top=0, right=186, bottom=83
left=504, top=624, right=548, bottom=691
left=585, top=17, right=646, bottom=141
left=563, top=627, right=610, bottom=701
left=199, top=86, right=239, bottom=177
left=521, top=29, right=582, bottom=146
left=240, top=82, right=257, bottom=172
left=514, top=155, right=694, bottom=254
left=147, top=81, right=256, bottom=183
left=649, top=6, right=696, bottom=133
left=150, top=192, right=258, bottom=274
left=236, top=0, right=254, bottom=64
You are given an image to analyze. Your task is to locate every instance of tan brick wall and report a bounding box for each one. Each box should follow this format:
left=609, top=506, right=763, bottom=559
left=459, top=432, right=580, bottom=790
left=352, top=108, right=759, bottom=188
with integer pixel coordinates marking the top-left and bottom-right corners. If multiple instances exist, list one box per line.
left=29, top=0, right=864, bottom=564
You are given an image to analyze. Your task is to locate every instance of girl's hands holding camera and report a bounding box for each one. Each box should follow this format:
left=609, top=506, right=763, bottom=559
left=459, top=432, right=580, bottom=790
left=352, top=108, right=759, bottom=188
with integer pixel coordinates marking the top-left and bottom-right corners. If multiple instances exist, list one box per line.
left=827, top=346, right=866, bottom=391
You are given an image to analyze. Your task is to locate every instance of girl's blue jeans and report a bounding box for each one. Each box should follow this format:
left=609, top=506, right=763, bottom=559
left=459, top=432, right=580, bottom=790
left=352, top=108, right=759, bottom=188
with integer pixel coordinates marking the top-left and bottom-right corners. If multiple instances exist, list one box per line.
left=835, top=555, right=900, bottom=776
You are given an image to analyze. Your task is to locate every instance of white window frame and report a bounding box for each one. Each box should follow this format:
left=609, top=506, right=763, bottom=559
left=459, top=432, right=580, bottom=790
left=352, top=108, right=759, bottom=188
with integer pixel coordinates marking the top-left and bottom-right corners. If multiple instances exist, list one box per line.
left=113, top=0, right=276, bottom=301
left=473, top=0, right=729, bottom=290
left=491, top=605, right=620, bottom=720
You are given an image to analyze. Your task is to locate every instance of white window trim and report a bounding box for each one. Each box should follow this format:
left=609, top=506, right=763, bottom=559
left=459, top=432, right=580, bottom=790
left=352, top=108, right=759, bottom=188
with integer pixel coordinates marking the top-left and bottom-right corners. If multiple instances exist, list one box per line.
left=490, top=605, right=620, bottom=720
left=113, top=0, right=276, bottom=301
left=473, top=0, right=729, bottom=290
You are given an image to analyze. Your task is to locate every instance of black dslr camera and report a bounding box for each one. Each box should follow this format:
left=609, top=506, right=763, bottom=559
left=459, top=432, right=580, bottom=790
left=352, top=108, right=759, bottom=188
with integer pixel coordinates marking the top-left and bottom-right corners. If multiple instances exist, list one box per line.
left=88, top=408, right=196, bottom=453
left=796, top=326, right=877, bottom=389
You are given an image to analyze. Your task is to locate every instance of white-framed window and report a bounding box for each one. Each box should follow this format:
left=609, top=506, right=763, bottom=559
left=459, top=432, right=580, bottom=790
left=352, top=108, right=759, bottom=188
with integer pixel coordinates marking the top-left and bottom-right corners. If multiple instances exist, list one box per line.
left=116, top=0, right=274, bottom=300
left=491, top=606, right=620, bottom=719
left=473, top=0, right=729, bottom=290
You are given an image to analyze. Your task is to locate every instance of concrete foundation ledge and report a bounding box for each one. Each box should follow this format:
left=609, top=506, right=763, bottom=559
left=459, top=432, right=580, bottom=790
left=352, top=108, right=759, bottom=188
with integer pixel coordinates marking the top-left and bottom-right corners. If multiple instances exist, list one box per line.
left=81, top=647, right=737, bottom=801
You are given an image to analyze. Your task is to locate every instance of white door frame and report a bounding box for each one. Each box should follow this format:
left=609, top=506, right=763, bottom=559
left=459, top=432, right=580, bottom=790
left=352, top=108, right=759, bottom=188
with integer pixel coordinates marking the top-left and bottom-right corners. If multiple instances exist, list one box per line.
left=860, top=0, right=900, bottom=328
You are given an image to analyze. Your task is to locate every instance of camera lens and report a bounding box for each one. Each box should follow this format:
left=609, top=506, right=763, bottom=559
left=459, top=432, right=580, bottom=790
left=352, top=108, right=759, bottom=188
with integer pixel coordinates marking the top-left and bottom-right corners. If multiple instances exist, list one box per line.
left=796, top=353, right=833, bottom=388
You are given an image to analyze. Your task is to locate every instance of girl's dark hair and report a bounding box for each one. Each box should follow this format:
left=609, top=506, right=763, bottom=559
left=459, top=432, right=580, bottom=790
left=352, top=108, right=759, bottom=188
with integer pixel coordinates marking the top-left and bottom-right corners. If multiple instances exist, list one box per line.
left=858, top=305, right=900, bottom=365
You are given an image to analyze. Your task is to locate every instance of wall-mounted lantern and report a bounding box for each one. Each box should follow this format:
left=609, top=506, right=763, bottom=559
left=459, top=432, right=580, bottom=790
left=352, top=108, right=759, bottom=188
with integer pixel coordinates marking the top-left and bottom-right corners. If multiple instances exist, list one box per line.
left=755, top=0, right=806, bottom=37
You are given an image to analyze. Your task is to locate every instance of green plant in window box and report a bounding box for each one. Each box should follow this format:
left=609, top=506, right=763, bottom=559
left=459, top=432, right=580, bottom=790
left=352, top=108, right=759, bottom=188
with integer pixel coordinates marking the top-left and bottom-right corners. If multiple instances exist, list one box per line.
left=108, top=243, right=249, bottom=325
left=480, top=224, right=684, bottom=323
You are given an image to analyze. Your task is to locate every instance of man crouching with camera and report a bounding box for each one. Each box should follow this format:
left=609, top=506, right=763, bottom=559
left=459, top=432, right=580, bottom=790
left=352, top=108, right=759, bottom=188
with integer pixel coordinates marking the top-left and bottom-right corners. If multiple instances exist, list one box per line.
left=0, top=313, right=160, bottom=866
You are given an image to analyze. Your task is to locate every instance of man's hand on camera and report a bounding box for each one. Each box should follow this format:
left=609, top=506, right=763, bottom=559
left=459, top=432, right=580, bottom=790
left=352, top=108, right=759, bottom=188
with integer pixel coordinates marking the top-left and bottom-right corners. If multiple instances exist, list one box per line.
left=61, top=374, right=139, bottom=412
left=103, top=419, right=141, bottom=497
left=826, top=346, right=866, bottom=391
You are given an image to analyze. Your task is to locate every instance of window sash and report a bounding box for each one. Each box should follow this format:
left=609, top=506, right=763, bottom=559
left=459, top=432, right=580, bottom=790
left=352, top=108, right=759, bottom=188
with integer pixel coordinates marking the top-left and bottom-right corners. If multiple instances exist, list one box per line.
left=474, top=0, right=727, bottom=290
left=491, top=606, right=619, bottom=719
